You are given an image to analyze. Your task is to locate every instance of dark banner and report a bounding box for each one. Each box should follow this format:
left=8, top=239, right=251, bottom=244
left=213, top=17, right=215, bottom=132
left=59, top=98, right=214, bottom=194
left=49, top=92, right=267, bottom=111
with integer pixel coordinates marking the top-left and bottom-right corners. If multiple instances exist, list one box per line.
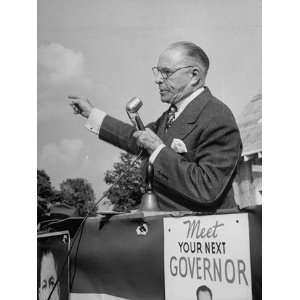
left=45, top=207, right=261, bottom=300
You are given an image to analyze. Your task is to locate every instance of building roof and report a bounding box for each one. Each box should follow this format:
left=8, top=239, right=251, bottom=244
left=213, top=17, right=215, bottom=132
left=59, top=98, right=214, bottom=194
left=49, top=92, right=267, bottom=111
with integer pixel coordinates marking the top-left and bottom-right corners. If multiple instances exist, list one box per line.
left=237, top=94, right=262, bottom=156
left=50, top=203, right=78, bottom=217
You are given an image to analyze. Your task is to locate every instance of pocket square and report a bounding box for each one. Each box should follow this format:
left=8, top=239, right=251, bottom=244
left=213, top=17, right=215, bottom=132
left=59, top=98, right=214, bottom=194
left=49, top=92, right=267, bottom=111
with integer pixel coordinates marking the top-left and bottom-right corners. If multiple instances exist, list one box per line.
left=171, top=138, right=188, bottom=153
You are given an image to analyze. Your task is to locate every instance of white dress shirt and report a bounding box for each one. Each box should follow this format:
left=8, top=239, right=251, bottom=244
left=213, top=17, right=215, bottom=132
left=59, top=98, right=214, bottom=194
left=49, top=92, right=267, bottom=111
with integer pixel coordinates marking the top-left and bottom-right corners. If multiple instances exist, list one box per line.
left=85, top=86, right=204, bottom=163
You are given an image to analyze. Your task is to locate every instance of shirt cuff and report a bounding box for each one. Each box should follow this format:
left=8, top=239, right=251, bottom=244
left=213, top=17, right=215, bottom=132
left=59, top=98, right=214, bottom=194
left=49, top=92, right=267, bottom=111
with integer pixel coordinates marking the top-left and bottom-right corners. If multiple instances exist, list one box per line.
left=149, top=144, right=165, bottom=164
left=85, top=108, right=107, bottom=135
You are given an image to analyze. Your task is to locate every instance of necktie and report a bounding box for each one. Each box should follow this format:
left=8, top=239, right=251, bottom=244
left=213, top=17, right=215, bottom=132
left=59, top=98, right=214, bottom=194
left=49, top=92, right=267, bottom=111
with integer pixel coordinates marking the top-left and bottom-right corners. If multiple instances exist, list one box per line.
left=165, top=104, right=177, bottom=131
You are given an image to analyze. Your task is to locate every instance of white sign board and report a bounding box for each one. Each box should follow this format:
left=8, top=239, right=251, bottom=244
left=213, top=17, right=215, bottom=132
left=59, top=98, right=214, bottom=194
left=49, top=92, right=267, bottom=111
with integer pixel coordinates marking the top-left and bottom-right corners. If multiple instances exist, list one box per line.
left=164, top=213, right=252, bottom=300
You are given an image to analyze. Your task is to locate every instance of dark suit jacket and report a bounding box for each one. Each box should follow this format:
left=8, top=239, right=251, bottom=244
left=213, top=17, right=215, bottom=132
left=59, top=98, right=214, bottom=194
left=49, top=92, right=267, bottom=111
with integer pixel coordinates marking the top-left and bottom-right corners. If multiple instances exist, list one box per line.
left=99, top=87, right=242, bottom=211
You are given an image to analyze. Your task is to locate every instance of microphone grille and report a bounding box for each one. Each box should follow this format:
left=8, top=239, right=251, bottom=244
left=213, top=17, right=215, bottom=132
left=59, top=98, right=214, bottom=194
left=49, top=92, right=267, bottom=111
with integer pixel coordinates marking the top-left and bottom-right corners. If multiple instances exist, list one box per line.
left=126, top=97, right=143, bottom=113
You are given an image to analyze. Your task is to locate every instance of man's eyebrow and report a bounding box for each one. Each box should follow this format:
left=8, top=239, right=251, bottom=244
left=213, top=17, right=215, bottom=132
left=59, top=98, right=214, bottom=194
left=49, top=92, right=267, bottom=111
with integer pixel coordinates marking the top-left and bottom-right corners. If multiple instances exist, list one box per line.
left=158, top=67, right=171, bottom=72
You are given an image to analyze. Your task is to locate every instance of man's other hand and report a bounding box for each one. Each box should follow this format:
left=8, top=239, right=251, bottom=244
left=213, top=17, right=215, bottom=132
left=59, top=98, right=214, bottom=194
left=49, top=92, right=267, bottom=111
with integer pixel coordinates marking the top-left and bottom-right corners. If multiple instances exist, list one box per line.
left=68, top=96, right=94, bottom=119
left=133, top=128, right=163, bottom=154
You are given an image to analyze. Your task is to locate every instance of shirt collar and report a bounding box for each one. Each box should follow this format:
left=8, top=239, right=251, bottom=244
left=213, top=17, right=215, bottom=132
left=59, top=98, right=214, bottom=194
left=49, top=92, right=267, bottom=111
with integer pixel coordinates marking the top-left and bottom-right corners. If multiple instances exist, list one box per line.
left=175, top=86, right=205, bottom=115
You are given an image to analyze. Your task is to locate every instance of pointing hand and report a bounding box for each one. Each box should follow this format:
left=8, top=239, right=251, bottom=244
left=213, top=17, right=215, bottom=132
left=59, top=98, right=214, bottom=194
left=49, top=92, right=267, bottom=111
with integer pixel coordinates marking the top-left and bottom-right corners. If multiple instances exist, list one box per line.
left=68, top=96, right=94, bottom=119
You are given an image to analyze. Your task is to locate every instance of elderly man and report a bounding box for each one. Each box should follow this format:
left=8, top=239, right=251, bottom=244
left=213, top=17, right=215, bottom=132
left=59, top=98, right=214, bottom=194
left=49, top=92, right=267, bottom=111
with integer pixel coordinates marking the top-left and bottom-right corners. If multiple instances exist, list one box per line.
left=70, top=41, right=242, bottom=211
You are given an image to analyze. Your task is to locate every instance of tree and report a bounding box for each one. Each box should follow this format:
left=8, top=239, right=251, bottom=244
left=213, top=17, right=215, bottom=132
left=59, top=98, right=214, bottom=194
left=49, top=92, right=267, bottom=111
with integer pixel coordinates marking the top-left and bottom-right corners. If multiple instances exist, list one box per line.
left=37, top=170, right=97, bottom=219
left=37, top=169, right=55, bottom=199
left=60, top=178, right=97, bottom=216
left=37, top=169, right=56, bottom=217
left=104, top=152, right=146, bottom=212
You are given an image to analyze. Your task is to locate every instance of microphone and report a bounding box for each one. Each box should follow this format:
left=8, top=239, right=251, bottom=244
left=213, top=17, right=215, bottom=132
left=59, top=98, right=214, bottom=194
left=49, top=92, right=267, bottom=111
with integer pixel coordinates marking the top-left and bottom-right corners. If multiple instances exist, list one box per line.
left=126, top=97, right=160, bottom=211
left=126, top=97, right=145, bottom=130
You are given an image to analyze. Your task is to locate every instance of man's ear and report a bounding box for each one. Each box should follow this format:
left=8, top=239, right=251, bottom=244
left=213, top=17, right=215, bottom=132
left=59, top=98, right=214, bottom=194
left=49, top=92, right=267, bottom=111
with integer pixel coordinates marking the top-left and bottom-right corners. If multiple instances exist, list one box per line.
left=190, top=67, right=204, bottom=86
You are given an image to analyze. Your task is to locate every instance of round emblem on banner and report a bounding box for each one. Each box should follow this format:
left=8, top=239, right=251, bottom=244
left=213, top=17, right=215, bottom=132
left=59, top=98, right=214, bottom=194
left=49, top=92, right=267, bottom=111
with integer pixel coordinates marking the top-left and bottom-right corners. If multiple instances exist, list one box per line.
left=136, top=223, right=148, bottom=236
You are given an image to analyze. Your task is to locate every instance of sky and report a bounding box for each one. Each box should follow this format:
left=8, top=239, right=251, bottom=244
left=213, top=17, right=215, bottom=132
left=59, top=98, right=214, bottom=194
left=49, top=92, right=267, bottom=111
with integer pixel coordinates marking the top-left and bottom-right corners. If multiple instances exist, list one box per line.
left=37, top=0, right=261, bottom=198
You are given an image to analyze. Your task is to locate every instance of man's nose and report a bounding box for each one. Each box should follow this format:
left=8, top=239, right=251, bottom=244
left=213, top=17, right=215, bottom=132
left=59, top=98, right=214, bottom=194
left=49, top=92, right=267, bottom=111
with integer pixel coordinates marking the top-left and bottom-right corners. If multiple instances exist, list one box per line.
left=154, top=75, right=164, bottom=84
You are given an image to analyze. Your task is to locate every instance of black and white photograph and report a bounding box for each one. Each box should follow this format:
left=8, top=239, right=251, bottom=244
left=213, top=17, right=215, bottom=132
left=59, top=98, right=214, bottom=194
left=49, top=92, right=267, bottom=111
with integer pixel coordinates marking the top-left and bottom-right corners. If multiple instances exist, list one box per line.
left=37, top=231, right=70, bottom=300
left=36, top=1, right=262, bottom=299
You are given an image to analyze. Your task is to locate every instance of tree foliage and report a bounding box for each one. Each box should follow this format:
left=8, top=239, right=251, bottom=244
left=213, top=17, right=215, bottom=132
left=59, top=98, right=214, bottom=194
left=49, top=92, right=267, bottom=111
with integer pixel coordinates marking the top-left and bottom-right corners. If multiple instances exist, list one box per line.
left=37, top=169, right=97, bottom=219
left=104, top=152, right=146, bottom=212
left=37, top=169, right=55, bottom=217
left=37, top=169, right=54, bottom=199
left=60, top=178, right=97, bottom=216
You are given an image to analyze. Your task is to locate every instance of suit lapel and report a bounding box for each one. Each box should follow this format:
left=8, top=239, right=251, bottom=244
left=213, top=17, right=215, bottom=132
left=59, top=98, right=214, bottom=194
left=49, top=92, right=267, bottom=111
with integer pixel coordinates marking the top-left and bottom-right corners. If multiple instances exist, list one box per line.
left=162, top=87, right=212, bottom=146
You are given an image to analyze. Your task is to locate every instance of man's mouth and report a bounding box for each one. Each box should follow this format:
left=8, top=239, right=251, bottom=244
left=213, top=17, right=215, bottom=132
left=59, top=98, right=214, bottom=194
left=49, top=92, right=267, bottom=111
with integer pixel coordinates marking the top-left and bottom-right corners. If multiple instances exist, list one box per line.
left=159, top=90, right=168, bottom=94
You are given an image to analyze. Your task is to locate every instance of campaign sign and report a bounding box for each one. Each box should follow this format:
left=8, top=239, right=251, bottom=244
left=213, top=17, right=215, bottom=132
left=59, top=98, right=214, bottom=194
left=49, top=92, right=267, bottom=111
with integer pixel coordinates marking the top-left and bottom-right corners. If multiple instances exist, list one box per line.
left=164, top=214, right=252, bottom=300
left=38, top=231, right=70, bottom=300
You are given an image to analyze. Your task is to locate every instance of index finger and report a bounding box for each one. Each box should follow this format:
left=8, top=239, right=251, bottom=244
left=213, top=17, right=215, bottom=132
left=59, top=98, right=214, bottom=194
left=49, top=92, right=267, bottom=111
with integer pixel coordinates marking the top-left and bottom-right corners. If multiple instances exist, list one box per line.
left=133, top=130, right=143, bottom=138
left=67, top=95, right=81, bottom=100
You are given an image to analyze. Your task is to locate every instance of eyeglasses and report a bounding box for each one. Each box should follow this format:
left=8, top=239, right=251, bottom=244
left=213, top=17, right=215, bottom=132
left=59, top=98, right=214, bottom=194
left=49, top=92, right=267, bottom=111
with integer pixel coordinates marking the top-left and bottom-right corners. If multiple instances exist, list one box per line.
left=152, top=65, right=194, bottom=80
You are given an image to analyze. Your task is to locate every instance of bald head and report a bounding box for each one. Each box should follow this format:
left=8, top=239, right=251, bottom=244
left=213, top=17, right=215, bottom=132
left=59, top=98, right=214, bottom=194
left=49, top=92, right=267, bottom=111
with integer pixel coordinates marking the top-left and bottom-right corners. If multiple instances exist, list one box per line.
left=167, top=41, right=210, bottom=76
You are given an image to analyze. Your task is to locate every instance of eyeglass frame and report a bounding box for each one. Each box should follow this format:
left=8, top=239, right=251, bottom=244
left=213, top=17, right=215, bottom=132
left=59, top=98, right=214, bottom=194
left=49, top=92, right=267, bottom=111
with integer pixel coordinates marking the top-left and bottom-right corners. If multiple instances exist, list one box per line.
left=152, top=65, right=194, bottom=80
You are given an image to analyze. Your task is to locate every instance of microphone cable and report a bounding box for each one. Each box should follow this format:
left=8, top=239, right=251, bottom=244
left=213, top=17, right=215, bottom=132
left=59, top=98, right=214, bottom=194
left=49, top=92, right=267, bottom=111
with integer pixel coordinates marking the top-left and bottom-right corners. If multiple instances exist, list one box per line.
left=45, top=150, right=145, bottom=300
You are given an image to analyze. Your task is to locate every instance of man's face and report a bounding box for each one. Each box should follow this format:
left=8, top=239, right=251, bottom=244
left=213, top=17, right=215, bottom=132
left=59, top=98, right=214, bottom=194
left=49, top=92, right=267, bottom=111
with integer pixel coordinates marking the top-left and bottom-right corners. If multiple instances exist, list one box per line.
left=155, top=47, right=193, bottom=105
left=197, top=290, right=212, bottom=300
left=39, top=252, right=59, bottom=300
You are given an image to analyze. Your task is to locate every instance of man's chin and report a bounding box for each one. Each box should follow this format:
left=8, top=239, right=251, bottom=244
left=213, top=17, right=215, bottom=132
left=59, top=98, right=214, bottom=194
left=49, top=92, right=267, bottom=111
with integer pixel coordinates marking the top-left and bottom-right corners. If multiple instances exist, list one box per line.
left=160, top=95, right=171, bottom=104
